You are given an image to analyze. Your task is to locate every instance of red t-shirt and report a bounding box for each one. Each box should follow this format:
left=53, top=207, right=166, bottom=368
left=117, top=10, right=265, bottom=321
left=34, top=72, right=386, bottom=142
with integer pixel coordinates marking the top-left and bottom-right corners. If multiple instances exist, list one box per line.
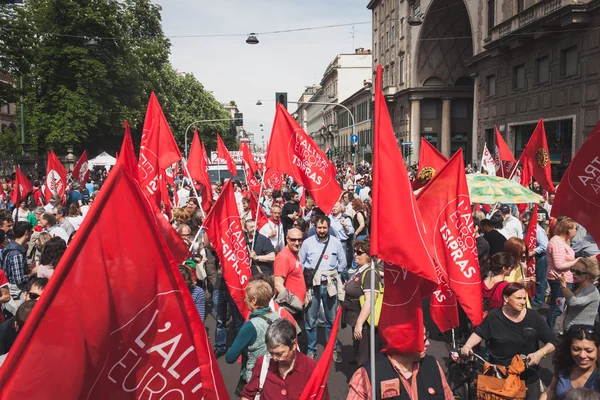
left=482, top=280, right=508, bottom=310
left=274, top=247, right=306, bottom=305
left=0, top=270, right=7, bottom=323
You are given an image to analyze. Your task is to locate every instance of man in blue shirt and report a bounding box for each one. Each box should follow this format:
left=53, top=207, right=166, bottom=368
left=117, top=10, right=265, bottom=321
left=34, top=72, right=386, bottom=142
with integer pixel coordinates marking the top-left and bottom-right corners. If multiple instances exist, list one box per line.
left=521, top=211, right=549, bottom=308
left=329, top=202, right=354, bottom=271
left=298, top=215, right=346, bottom=362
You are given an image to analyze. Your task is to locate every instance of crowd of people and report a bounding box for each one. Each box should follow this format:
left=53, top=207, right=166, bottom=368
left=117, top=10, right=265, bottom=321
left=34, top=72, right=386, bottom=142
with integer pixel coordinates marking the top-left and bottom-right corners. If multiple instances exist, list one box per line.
left=1, top=159, right=600, bottom=400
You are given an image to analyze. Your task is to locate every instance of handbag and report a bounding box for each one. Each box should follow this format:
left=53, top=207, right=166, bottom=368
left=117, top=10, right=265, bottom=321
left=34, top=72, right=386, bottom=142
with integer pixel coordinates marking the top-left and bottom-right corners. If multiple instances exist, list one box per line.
left=303, top=237, right=329, bottom=289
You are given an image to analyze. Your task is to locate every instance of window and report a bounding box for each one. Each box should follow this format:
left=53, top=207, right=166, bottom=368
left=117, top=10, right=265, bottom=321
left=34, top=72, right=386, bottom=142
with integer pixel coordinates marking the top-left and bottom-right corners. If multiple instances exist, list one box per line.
left=414, top=2, right=421, bottom=16
left=400, top=18, right=405, bottom=38
left=561, top=46, right=578, bottom=77
left=400, top=106, right=405, bottom=122
left=487, top=0, right=495, bottom=37
left=535, top=56, right=549, bottom=84
left=399, top=57, right=404, bottom=83
left=421, top=99, right=437, bottom=119
left=391, top=63, right=395, bottom=86
left=374, top=42, right=378, bottom=59
left=391, top=25, right=395, bottom=46
left=517, top=0, right=524, bottom=13
left=487, top=74, right=496, bottom=96
left=512, top=64, right=525, bottom=90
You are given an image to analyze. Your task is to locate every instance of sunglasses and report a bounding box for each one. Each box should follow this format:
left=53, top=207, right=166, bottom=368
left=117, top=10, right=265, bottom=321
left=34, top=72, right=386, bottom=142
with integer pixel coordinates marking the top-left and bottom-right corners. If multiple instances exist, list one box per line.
left=354, top=249, right=366, bottom=256
left=570, top=268, right=588, bottom=276
left=28, top=292, right=40, bottom=300
left=569, top=324, right=596, bottom=335
left=288, top=237, right=303, bottom=243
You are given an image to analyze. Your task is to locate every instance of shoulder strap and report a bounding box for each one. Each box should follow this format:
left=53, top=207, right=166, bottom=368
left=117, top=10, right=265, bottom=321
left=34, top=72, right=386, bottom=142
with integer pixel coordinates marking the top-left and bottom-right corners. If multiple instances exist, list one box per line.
left=257, top=355, right=271, bottom=396
left=313, top=237, right=330, bottom=272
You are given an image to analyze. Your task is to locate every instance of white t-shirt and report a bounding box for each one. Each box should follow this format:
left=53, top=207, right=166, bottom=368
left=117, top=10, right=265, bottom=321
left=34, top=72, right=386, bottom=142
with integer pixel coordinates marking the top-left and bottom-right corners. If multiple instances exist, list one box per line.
left=177, top=188, right=190, bottom=207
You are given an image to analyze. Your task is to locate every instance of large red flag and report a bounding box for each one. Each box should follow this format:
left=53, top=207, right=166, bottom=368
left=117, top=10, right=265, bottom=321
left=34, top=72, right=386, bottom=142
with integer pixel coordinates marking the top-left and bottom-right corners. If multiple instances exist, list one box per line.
left=519, top=119, right=556, bottom=193
left=202, top=179, right=252, bottom=319
left=120, top=120, right=138, bottom=180
left=297, top=307, right=340, bottom=400
left=417, top=149, right=483, bottom=331
left=11, top=167, right=33, bottom=205
left=524, top=204, right=539, bottom=298
left=216, top=133, right=237, bottom=177
left=138, top=92, right=182, bottom=206
left=187, top=128, right=209, bottom=185
left=72, top=150, right=90, bottom=185
left=266, top=103, right=341, bottom=214
left=263, top=168, right=283, bottom=191
left=552, top=121, right=600, bottom=242
left=44, top=150, right=67, bottom=201
left=240, top=141, right=257, bottom=174
left=412, top=137, right=448, bottom=190
left=371, top=64, right=437, bottom=354
left=0, top=159, right=226, bottom=399
left=494, top=127, right=517, bottom=179
left=249, top=191, right=268, bottom=230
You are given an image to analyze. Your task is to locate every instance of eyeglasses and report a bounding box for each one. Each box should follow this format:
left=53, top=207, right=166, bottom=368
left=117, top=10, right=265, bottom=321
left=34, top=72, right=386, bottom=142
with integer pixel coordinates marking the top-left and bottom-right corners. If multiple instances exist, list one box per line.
left=287, top=237, right=303, bottom=243
left=570, top=268, right=588, bottom=276
left=354, top=249, right=366, bottom=256
left=28, top=292, right=40, bottom=300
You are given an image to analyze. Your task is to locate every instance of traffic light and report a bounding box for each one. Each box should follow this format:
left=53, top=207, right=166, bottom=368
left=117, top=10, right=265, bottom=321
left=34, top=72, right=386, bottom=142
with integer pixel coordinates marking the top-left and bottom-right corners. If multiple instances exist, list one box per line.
left=234, top=112, right=243, bottom=127
left=351, top=145, right=356, bottom=157
left=275, top=92, right=288, bottom=109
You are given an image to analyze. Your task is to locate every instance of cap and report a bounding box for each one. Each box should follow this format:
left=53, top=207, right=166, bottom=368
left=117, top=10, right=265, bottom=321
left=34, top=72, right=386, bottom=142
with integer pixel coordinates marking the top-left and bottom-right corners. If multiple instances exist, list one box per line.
left=499, top=204, right=511, bottom=213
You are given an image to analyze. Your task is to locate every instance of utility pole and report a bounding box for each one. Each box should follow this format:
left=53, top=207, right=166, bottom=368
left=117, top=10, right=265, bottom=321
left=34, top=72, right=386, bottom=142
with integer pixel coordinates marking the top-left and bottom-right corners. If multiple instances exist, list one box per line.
left=20, top=75, right=25, bottom=154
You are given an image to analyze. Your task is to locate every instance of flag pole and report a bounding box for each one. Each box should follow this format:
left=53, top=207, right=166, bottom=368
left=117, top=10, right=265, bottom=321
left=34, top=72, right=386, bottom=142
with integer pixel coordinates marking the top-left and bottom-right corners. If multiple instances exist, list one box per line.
left=370, top=258, right=376, bottom=400
left=251, top=167, right=266, bottom=253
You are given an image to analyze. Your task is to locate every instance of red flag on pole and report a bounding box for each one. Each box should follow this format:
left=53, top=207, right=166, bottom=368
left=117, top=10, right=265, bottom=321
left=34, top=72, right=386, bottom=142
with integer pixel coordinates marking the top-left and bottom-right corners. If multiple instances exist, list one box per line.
left=371, top=64, right=437, bottom=354
left=216, top=133, right=237, bottom=177
left=494, top=126, right=517, bottom=179
left=188, top=128, right=209, bottom=186
left=202, top=179, right=252, bottom=319
left=412, top=137, right=448, bottom=190
left=44, top=150, right=67, bottom=201
left=0, top=159, right=226, bottom=400
left=519, top=119, right=556, bottom=193
left=266, top=103, right=342, bottom=214
left=297, top=307, right=340, bottom=400
left=417, top=149, right=483, bottom=331
left=249, top=191, right=268, bottom=230
left=72, top=150, right=90, bottom=186
left=240, top=141, right=257, bottom=174
left=524, top=204, right=539, bottom=299
left=120, top=120, right=138, bottom=180
left=138, top=92, right=182, bottom=206
left=264, top=168, right=283, bottom=191
left=552, top=121, right=600, bottom=242
left=11, top=167, right=33, bottom=205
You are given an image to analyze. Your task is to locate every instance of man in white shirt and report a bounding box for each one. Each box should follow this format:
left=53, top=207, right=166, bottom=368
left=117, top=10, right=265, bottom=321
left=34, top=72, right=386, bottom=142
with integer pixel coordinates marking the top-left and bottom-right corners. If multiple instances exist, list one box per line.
left=499, top=204, right=523, bottom=239
left=40, top=213, right=70, bottom=243
left=259, top=204, right=285, bottom=253
left=545, top=193, right=555, bottom=215
left=358, top=184, right=371, bottom=202
left=260, top=189, right=274, bottom=217
left=44, top=195, right=61, bottom=213
left=177, top=183, right=191, bottom=207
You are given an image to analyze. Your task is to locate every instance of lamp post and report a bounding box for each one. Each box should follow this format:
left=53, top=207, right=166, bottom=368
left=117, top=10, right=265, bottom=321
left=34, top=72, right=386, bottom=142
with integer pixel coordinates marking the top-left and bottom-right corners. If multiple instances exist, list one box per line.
left=183, top=117, right=240, bottom=158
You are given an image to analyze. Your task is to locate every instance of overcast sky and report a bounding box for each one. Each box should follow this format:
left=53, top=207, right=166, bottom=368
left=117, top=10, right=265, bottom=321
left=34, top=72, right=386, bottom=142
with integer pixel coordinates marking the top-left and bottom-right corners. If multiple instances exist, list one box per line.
left=155, top=0, right=372, bottom=148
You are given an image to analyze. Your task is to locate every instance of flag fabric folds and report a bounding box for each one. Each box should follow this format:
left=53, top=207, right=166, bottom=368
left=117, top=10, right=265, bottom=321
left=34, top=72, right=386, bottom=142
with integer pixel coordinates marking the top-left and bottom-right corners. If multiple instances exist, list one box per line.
left=240, top=141, right=261, bottom=193
left=249, top=191, right=268, bottom=231
left=412, top=137, right=448, bottom=190
left=297, top=306, right=340, bottom=400
left=138, top=92, right=182, bottom=206
left=524, top=205, right=539, bottom=299
left=0, top=159, right=227, bottom=400
left=494, top=127, right=517, bottom=179
left=417, top=149, right=483, bottom=331
left=266, top=103, right=341, bottom=214
left=216, top=133, right=237, bottom=177
left=120, top=120, right=138, bottom=180
left=187, top=130, right=213, bottom=212
left=11, top=167, right=33, bottom=205
left=371, top=64, right=437, bottom=354
left=552, top=121, right=600, bottom=242
left=72, top=150, right=90, bottom=185
left=481, top=144, right=496, bottom=176
left=519, top=119, right=556, bottom=193
left=240, top=141, right=257, bottom=174
left=44, top=150, right=67, bottom=201
left=202, top=179, right=252, bottom=319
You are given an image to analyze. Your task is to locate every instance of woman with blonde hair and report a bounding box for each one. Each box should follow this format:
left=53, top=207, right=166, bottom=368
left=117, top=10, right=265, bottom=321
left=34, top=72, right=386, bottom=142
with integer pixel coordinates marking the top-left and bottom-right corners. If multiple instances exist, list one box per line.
left=547, top=217, right=579, bottom=329
left=171, top=207, right=189, bottom=230
left=504, top=237, right=534, bottom=307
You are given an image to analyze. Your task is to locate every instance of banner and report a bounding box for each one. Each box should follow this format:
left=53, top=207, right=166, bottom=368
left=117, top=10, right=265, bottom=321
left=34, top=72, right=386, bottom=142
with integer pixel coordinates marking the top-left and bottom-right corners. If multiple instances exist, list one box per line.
left=481, top=143, right=496, bottom=176
left=202, top=180, right=252, bottom=319
left=72, top=150, right=90, bottom=185
left=412, top=137, right=448, bottom=190
left=11, top=167, right=33, bottom=205
left=494, top=127, right=517, bottom=179
left=524, top=204, right=539, bottom=299
left=552, top=121, right=600, bottom=242
left=417, top=149, right=483, bottom=331
left=0, top=159, right=226, bottom=399
left=266, top=103, right=341, bottom=214
left=44, top=150, right=67, bottom=201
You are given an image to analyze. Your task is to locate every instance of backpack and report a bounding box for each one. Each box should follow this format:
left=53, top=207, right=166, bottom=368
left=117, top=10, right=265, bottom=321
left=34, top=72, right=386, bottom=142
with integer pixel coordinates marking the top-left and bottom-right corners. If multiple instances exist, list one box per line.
left=358, top=268, right=383, bottom=326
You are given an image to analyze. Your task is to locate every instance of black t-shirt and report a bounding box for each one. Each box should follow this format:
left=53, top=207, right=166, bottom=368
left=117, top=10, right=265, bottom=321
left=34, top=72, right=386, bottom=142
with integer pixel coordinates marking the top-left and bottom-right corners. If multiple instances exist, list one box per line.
left=0, top=317, right=18, bottom=355
left=246, top=233, right=275, bottom=275
left=281, top=201, right=300, bottom=232
left=475, top=308, right=558, bottom=368
left=483, top=230, right=508, bottom=256
left=342, top=267, right=381, bottom=327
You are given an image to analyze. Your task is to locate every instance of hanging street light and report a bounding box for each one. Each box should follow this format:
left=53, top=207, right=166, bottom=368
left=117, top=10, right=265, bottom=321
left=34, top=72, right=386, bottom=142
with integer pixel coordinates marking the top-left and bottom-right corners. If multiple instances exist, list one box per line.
left=246, top=33, right=259, bottom=45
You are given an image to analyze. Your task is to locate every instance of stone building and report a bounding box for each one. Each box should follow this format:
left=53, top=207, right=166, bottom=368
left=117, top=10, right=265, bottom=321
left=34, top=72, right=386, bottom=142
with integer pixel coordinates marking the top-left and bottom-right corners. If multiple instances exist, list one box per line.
left=337, top=81, right=373, bottom=162
left=367, top=0, right=600, bottom=181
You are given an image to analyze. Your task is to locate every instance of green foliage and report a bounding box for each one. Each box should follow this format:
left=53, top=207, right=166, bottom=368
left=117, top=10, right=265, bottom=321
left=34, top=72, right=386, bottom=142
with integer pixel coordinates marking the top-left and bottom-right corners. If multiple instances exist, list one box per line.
left=0, top=126, right=22, bottom=157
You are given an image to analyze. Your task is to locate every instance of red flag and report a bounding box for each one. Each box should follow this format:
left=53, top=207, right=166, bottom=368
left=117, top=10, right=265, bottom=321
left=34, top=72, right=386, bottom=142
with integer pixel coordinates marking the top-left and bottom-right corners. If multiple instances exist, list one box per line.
left=187, top=129, right=210, bottom=187
left=138, top=92, right=182, bottom=206
left=120, top=120, right=138, bottom=181
left=72, top=150, right=90, bottom=185
left=494, top=127, right=517, bottom=179
left=161, top=174, right=173, bottom=219
left=297, top=307, right=340, bottom=400
left=243, top=161, right=261, bottom=194
left=0, top=159, right=226, bottom=399
left=240, top=141, right=257, bottom=174
left=44, top=150, right=67, bottom=201
left=371, top=64, right=437, bottom=354
left=11, top=167, right=33, bottom=205
left=524, top=205, right=539, bottom=298
left=263, top=168, right=283, bottom=191
left=519, top=119, right=556, bottom=193
left=266, top=103, right=342, bottom=214
left=552, top=121, right=600, bottom=242
left=216, top=133, right=237, bottom=177
left=202, top=179, right=252, bottom=319
left=249, top=191, right=268, bottom=230
left=412, top=137, right=448, bottom=190
left=417, top=149, right=483, bottom=331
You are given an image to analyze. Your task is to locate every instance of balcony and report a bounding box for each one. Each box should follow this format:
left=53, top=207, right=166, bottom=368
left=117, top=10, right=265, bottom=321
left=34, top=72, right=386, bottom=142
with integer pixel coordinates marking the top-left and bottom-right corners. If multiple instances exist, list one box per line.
left=486, top=0, right=591, bottom=49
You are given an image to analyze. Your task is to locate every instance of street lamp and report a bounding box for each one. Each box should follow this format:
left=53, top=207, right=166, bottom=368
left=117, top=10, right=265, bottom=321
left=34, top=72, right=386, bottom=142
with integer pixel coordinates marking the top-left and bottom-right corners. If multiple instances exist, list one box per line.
left=246, top=33, right=259, bottom=45
left=256, top=100, right=262, bottom=105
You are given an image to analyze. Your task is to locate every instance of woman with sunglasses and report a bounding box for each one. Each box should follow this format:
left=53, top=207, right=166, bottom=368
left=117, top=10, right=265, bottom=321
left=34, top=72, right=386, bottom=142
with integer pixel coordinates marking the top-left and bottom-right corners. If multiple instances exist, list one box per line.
left=342, top=240, right=381, bottom=366
left=540, top=325, right=600, bottom=400
left=504, top=237, right=534, bottom=308
left=553, top=257, right=600, bottom=333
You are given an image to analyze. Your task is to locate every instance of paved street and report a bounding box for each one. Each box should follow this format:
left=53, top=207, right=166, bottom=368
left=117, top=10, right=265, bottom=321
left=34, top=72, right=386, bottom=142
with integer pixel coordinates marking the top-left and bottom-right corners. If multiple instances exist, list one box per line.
left=204, top=299, right=555, bottom=399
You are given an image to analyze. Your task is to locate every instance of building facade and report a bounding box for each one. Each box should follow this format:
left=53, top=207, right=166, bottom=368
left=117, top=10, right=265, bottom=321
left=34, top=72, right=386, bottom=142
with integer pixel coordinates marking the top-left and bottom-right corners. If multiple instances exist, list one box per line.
left=337, top=82, right=373, bottom=162
left=368, top=0, right=600, bottom=181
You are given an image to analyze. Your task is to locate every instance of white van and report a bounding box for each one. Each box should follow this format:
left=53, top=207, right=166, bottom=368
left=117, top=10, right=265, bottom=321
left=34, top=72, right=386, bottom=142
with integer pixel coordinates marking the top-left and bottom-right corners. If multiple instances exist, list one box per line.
left=207, top=164, right=246, bottom=183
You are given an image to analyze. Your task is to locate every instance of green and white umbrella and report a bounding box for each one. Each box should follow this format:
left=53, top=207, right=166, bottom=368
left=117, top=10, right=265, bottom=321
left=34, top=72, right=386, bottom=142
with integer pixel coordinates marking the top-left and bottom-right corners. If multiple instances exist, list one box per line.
left=466, top=174, right=543, bottom=205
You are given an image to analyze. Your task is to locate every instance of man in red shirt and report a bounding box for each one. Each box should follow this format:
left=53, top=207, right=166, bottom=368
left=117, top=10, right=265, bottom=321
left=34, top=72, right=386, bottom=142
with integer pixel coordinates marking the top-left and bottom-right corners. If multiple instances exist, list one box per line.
left=273, top=227, right=306, bottom=353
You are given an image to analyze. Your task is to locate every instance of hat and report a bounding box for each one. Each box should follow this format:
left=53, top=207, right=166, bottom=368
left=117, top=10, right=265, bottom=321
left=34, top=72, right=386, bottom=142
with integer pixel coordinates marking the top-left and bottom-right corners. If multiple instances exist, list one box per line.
left=499, top=204, right=511, bottom=213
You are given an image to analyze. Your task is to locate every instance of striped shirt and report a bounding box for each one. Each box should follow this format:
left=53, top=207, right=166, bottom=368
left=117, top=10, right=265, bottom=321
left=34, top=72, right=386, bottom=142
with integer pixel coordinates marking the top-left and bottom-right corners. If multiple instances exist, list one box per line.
left=547, top=235, right=575, bottom=283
